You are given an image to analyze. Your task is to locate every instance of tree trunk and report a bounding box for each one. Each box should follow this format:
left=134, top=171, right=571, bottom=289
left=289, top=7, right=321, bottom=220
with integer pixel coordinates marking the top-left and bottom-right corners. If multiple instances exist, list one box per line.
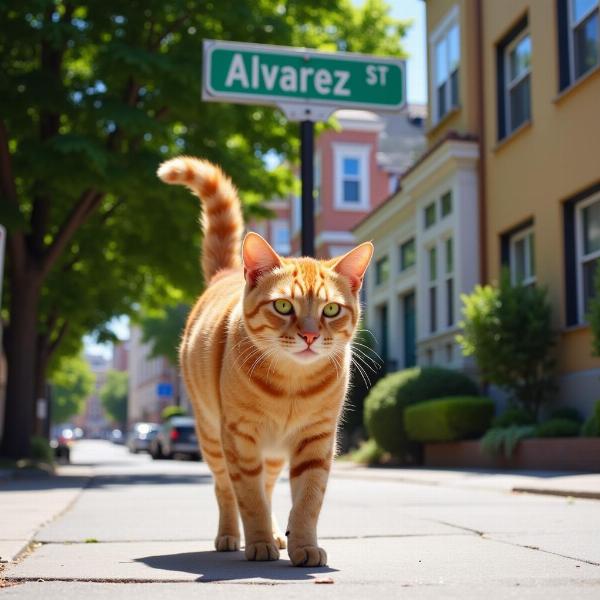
left=1, top=270, right=42, bottom=459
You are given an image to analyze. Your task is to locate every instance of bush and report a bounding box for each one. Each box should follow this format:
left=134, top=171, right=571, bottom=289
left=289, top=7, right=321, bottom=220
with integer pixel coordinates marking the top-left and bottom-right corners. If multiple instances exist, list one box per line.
left=405, top=396, right=494, bottom=443
left=350, top=439, right=384, bottom=465
left=364, top=367, right=479, bottom=457
left=161, top=405, right=187, bottom=421
left=457, top=272, right=555, bottom=418
left=480, top=425, right=536, bottom=458
left=492, top=407, right=536, bottom=428
left=550, top=407, right=582, bottom=423
left=30, top=436, right=54, bottom=463
left=535, top=418, right=581, bottom=438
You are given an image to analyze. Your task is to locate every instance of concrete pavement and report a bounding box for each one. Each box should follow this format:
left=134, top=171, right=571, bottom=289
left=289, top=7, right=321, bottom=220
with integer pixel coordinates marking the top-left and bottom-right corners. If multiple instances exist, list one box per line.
left=1, top=440, right=599, bottom=598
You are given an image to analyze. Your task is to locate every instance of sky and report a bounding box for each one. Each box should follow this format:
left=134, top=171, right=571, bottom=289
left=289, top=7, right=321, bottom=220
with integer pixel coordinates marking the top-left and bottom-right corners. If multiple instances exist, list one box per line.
left=85, top=1, right=427, bottom=358
left=386, top=0, right=427, bottom=105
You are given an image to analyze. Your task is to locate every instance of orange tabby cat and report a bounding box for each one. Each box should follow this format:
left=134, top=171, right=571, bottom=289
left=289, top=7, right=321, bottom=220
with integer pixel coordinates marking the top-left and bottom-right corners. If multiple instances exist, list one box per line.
left=157, top=156, right=372, bottom=567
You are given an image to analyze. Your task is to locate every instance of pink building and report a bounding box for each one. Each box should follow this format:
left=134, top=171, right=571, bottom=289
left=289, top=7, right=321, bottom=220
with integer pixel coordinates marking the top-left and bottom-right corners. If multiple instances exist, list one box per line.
left=291, top=107, right=426, bottom=258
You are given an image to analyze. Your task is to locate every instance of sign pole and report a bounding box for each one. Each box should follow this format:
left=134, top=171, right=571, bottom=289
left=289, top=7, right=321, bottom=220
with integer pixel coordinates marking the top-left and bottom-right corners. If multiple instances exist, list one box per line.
left=300, top=120, right=315, bottom=257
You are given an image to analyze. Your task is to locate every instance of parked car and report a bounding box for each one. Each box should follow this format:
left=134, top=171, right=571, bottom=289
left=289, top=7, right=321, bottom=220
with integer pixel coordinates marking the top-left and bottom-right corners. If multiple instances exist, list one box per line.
left=110, top=429, right=125, bottom=444
left=127, top=423, right=160, bottom=454
left=150, top=417, right=200, bottom=460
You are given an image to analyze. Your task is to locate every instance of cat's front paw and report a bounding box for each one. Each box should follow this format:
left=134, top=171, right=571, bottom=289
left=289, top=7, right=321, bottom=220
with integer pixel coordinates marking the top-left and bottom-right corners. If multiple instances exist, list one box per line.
left=245, top=541, right=280, bottom=561
left=289, top=545, right=327, bottom=567
left=215, top=535, right=240, bottom=552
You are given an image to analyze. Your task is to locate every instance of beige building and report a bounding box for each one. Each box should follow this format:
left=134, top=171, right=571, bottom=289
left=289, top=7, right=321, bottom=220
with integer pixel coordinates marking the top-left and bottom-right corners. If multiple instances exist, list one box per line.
left=355, top=0, right=600, bottom=414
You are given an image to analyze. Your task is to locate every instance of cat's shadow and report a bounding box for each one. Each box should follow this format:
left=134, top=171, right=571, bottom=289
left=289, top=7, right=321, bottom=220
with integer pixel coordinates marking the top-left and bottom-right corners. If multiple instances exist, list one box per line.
left=135, top=550, right=338, bottom=582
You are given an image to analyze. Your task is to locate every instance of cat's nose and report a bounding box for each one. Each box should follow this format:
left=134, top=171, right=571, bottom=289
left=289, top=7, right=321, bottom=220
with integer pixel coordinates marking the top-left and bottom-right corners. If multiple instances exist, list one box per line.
left=299, top=331, right=320, bottom=346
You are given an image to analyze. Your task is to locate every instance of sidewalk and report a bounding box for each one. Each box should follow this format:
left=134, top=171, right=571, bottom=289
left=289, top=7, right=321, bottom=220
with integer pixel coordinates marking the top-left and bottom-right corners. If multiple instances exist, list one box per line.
left=331, top=463, right=600, bottom=499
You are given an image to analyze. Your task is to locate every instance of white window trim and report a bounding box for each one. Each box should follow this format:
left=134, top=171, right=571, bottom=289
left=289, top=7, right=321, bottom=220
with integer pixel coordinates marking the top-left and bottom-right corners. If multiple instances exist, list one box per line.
left=399, top=236, right=416, bottom=272
left=332, top=143, right=370, bottom=211
left=426, top=244, right=438, bottom=333
left=430, top=5, right=460, bottom=124
left=504, top=29, right=531, bottom=134
left=568, top=0, right=600, bottom=83
left=575, top=192, right=600, bottom=323
left=509, top=226, right=536, bottom=286
left=443, top=235, right=455, bottom=328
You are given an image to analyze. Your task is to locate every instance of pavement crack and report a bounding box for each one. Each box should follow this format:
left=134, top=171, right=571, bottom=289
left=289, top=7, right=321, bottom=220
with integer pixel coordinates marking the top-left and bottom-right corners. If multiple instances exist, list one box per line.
left=481, top=535, right=600, bottom=567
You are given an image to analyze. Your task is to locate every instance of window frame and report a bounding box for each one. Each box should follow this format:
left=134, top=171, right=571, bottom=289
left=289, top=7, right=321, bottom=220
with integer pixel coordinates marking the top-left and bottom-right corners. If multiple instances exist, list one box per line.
left=399, top=237, right=416, bottom=272
left=568, top=0, right=600, bottom=81
left=375, top=255, right=390, bottom=287
left=509, top=226, right=536, bottom=286
left=575, top=192, right=600, bottom=322
left=332, top=143, right=371, bottom=211
left=430, top=5, right=460, bottom=124
left=443, top=236, right=455, bottom=327
left=503, top=28, right=532, bottom=135
left=427, top=244, right=438, bottom=333
left=424, top=202, right=437, bottom=229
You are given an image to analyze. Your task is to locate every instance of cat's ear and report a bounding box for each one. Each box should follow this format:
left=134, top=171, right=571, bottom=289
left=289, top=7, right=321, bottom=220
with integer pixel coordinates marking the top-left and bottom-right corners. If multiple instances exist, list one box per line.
left=333, top=242, right=373, bottom=292
left=242, top=232, right=281, bottom=287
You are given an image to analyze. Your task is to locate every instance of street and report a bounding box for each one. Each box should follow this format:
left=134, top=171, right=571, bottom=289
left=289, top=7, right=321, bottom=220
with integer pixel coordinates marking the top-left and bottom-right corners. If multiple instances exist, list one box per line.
left=1, top=441, right=599, bottom=598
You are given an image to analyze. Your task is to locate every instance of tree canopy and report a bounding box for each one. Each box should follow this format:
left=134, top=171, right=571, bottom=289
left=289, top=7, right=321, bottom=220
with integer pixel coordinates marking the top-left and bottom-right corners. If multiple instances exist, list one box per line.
left=50, top=354, right=95, bottom=423
left=100, top=370, right=128, bottom=425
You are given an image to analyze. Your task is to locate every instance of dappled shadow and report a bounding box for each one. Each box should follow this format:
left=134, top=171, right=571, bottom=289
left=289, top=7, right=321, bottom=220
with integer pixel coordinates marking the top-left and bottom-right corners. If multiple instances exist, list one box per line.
left=135, top=549, right=338, bottom=582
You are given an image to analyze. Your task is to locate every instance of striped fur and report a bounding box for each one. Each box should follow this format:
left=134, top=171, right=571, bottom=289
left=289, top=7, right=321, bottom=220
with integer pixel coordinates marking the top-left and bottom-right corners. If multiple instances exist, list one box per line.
left=157, top=156, right=372, bottom=567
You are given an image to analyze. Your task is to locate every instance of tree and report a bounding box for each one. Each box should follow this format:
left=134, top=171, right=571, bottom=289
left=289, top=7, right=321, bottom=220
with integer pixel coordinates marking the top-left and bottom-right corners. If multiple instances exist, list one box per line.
left=100, top=370, right=128, bottom=426
left=457, top=273, right=556, bottom=419
left=140, top=303, right=189, bottom=366
left=0, top=0, right=408, bottom=457
left=50, top=354, right=95, bottom=423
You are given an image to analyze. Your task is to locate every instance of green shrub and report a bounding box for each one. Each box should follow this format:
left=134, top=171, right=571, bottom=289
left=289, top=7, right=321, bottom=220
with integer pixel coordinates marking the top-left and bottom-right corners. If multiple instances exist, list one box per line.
left=161, top=405, right=186, bottom=421
left=405, top=396, right=494, bottom=443
left=535, top=418, right=581, bottom=438
left=492, top=407, right=536, bottom=428
left=30, top=436, right=54, bottom=463
left=350, top=439, right=384, bottom=465
left=581, top=415, right=599, bottom=437
left=550, top=407, right=582, bottom=423
left=364, top=367, right=478, bottom=456
left=480, top=425, right=536, bottom=458
left=457, top=272, right=555, bottom=418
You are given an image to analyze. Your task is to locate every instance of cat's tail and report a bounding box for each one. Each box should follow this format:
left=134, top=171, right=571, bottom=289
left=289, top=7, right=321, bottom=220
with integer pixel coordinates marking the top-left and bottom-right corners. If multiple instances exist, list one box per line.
left=157, top=156, right=243, bottom=282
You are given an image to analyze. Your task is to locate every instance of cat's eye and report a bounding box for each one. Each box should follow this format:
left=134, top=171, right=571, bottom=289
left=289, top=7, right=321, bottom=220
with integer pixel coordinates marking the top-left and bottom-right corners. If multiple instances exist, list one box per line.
left=323, top=302, right=341, bottom=318
left=273, top=299, right=294, bottom=315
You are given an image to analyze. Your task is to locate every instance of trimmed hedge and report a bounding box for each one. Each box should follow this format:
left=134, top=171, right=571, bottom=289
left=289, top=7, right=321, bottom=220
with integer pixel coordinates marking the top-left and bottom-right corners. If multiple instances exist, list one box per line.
left=364, top=367, right=479, bottom=456
left=405, top=396, right=494, bottom=443
left=581, top=400, right=600, bottom=437
left=535, top=418, right=581, bottom=438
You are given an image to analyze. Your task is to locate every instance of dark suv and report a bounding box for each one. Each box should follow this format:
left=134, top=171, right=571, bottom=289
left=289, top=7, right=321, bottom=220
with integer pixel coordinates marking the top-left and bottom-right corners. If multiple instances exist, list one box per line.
left=150, top=417, right=201, bottom=460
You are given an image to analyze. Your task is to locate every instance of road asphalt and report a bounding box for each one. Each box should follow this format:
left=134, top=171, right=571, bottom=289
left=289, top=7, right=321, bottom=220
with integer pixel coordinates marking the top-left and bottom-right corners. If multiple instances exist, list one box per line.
left=1, top=440, right=599, bottom=598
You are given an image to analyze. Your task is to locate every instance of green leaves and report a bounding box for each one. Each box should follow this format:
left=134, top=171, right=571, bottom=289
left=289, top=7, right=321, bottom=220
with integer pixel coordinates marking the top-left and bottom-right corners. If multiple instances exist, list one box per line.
left=457, top=272, right=556, bottom=417
left=50, top=354, right=95, bottom=424
left=100, top=370, right=128, bottom=425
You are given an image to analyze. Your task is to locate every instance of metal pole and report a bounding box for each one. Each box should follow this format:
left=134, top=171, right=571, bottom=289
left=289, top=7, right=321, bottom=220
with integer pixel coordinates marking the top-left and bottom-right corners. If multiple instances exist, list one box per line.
left=300, top=120, right=315, bottom=257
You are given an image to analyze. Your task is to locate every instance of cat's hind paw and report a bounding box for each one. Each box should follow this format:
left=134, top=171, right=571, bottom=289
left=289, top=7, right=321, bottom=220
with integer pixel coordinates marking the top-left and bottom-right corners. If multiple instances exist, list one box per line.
left=215, top=535, right=240, bottom=552
left=245, top=541, right=280, bottom=561
left=273, top=532, right=287, bottom=549
left=289, top=545, right=327, bottom=567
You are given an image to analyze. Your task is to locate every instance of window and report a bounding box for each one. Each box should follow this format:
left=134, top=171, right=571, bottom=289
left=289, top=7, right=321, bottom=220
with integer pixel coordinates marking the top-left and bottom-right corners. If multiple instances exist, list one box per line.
left=400, top=238, right=416, bottom=271
left=509, top=228, right=536, bottom=286
left=497, top=16, right=531, bottom=139
left=564, top=186, right=600, bottom=325
left=272, top=220, right=290, bottom=255
left=333, top=144, right=370, bottom=210
left=424, top=203, right=437, bottom=228
left=444, top=237, right=455, bottom=326
left=571, top=0, right=599, bottom=79
left=558, top=0, right=599, bottom=89
left=441, top=191, right=453, bottom=217
left=375, top=255, right=390, bottom=286
left=578, top=197, right=600, bottom=317
left=432, top=8, right=460, bottom=122
left=428, top=246, right=438, bottom=333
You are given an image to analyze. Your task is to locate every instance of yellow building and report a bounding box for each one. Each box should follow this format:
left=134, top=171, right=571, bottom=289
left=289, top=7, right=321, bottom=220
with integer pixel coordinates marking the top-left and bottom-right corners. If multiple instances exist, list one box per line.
left=354, top=0, right=600, bottom=414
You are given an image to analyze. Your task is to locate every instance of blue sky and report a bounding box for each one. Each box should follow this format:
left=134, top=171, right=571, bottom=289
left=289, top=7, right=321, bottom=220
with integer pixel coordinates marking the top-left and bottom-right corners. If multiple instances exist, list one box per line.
left=354, top=0, right=427, bottom=104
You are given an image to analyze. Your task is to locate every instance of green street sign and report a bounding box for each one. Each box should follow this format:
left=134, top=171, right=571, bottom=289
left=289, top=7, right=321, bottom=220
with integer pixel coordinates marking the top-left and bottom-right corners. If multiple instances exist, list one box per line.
left=202, top=40, right=405, bottom=118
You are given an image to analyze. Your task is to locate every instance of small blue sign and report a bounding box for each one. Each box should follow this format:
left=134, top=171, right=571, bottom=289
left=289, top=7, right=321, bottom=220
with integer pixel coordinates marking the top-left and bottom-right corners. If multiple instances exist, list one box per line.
left=157, top=382, right=173, bottom=397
